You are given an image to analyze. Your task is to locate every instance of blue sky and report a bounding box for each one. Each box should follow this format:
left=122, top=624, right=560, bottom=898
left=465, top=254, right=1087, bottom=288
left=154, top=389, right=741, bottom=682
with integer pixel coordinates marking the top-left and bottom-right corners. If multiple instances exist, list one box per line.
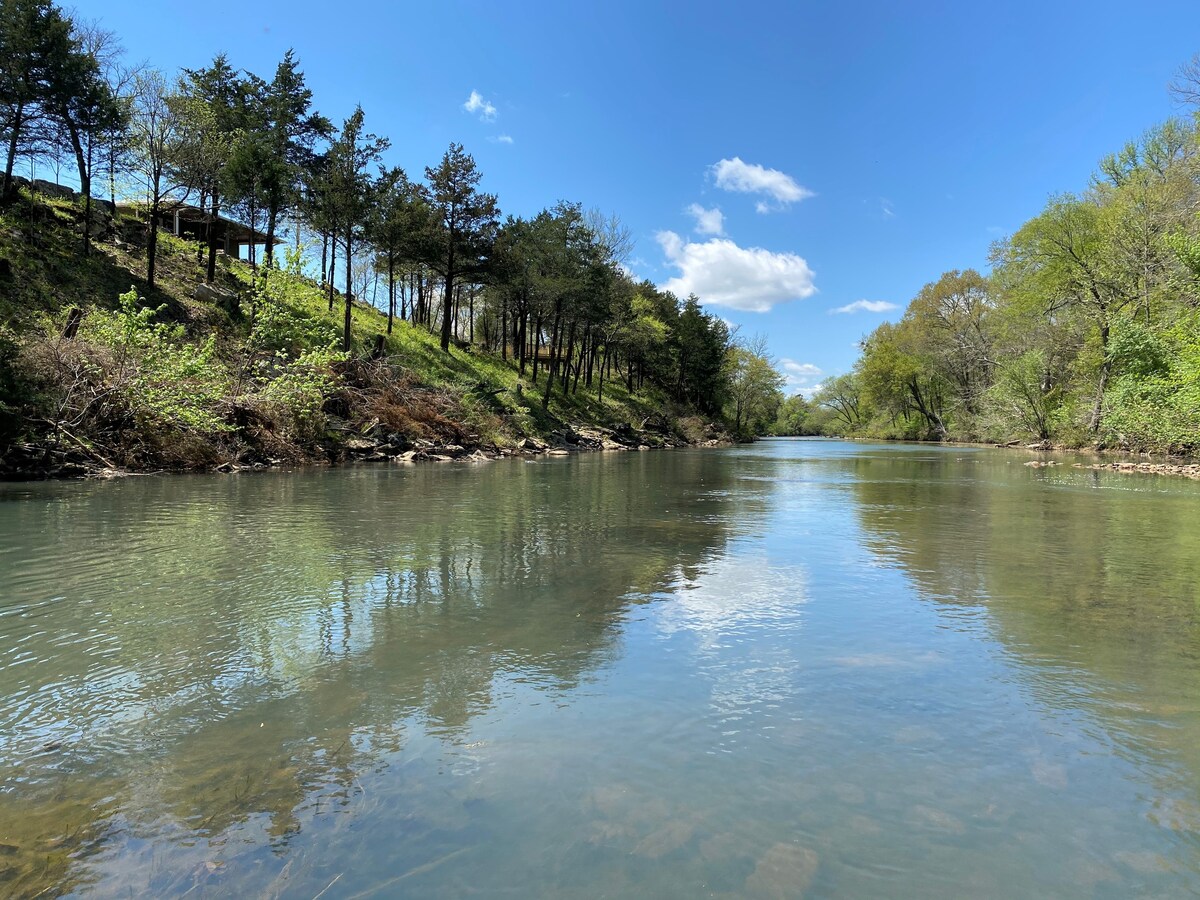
left=73, top=0, right=1200, bottom=394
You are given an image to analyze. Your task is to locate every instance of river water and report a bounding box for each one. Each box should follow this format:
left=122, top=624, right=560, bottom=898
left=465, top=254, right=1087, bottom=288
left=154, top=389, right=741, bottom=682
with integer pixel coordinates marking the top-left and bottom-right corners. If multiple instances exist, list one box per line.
left=1, top=439, right=1199, bottom=897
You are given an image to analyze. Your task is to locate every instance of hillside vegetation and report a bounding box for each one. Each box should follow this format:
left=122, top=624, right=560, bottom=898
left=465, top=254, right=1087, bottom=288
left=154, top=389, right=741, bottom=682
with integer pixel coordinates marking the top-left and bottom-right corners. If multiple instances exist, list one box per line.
left=0, top=190, right=725, bottom=478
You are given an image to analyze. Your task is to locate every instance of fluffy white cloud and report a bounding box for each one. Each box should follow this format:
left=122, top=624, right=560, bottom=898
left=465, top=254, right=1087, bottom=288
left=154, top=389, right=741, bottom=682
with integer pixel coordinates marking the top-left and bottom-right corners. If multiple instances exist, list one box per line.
left=831, top=299, right=898, bottom=315
left=782, top=359, right=821, bottom=377
left=686, top=203, right=724, bottom=236
left=656, top=231, right=816, bottom=313
left=488, top=134, right=514, bottom=145
left=780, top=359, right=823, bottom=395
left=711, top=157, right=813, bottom=210
left=463, top=90, right=497, bottom=121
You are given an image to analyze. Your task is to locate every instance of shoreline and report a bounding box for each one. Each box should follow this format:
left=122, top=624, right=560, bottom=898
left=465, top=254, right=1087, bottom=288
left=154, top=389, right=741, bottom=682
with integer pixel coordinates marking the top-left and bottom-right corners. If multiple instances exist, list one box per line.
left=1, top=423, right=737, bottom=483
left=792, top=434, right=1200, bottom=479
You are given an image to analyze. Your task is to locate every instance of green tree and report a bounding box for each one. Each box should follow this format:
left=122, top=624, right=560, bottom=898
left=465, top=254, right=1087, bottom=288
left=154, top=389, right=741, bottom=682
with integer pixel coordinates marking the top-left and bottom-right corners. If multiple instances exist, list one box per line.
left=0, top=0, right=76, bottom=195
left=326, top=105, right=388, bottom=351
left=724, top=336, right=785, bottom=434
left=178, top=53, right=246, bottom=283
left=423, top=143, right=499, bottom=352
left=128, top=70, right=186, bottom=287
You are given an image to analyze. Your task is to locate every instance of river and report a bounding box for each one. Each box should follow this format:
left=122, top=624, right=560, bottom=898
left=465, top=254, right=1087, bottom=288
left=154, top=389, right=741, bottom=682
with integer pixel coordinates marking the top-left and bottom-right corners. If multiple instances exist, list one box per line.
left=1, top=439, right=1199, bottom=897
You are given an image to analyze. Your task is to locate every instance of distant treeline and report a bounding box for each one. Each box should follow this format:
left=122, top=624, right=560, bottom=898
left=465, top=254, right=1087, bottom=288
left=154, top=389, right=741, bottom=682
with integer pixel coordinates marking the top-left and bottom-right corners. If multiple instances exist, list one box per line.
left=0, top=0, right=785, bottom=434
left=808, top=62, right=1200, bottom=454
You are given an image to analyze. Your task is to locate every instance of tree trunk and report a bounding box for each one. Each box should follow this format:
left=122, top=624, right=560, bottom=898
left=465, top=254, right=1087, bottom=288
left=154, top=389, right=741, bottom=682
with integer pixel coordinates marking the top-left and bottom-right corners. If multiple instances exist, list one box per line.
left=440, top=250, right=456, bottom=352
left=328, top=237, right=337, bottom=312
left=343, top=227, right=353, bottom=352
left=542, top=303, right=561, bottom=406
left=265, top=206, right=278, bottom=269
left=1089, top=322, right=1112, bottom=433
left=3, top=105, right=25, bottom=198
left=147, top=180, right=161, bottom=288
left=206, top=192, right=220, bottom=284
left=387, top=253, right=395, bottom=334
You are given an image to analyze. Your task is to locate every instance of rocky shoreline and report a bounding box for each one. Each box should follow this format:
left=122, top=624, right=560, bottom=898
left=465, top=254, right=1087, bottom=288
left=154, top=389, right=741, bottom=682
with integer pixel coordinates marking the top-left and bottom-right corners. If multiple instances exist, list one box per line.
left=1024, top=459, right=1200, bottom=479
left=2, top=418, right=734, bottom=481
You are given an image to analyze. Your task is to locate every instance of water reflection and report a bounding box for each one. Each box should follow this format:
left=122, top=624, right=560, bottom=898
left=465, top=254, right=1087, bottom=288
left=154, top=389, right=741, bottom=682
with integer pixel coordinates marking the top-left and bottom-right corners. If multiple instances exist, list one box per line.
left=3, top=442, right=1200, bottom=897
left=843, top=443, right=1200, bottom=886
left=0, top=453, right=740, bottom=896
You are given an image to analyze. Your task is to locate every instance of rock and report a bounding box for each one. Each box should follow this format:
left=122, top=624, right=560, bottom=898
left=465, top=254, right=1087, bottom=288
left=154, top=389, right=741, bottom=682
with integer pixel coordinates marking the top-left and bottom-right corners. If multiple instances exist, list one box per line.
left=745, top=843, right=819, bottom=898
left=344, top=437, right=377, bottom=453
left=440, top=444, right=466, bottom=457
left=32, top=179, right=75, bottom=201
left=517, top=437, right=545, bottom=452
left=601, top=439, right=626, bottom=451
left=194, top=282, right=241, bottom=314
left=548, top=448, right=571, bottom=456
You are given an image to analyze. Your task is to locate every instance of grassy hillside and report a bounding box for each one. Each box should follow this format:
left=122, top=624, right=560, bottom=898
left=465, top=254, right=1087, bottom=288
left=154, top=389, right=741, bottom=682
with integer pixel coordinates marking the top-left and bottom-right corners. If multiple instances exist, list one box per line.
left=0, top=189, right=716, bottom=478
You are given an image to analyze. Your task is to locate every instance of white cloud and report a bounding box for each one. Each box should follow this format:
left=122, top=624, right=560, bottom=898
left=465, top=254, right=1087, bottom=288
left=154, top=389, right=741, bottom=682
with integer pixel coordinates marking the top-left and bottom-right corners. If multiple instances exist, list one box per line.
left=781, top=359, right=822, bottom=377
left=489, top=134, right=514, bottom=144
left=780, top=359, right=823, bottom=395
left=711, top=157, right=813, bottom=211
left=463, top=90, right=497, bottom=121
left=656, top=231, right=816, bottom=313
left=830, top=299, right=898, bottom=315
left=686, top=203, right=724, bottom=236
left=880, top=198, right=895, bottom=218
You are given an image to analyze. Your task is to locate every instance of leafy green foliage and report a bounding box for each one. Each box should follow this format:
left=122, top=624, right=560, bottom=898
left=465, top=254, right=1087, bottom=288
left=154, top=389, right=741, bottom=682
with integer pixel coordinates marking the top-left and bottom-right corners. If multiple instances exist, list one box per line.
left=85, top=287, right=230, bottom=434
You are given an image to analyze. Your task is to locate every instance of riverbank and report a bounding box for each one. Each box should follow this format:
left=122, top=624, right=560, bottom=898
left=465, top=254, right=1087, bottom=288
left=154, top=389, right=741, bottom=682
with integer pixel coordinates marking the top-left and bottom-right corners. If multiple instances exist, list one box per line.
left=817, top=433, right=1200, bottom=476
left=0, top=189, right=734, bottom=481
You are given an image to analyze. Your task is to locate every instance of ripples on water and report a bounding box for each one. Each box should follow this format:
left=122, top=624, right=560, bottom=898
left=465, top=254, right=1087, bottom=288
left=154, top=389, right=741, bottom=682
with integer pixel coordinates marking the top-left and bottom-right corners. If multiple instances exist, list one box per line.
left=2, top=442, right=1200, bottom=897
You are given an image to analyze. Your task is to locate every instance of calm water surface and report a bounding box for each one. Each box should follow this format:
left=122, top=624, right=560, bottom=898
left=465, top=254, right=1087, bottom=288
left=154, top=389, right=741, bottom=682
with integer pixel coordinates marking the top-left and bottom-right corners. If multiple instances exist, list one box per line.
left=2, top=439, right=1200, bottom=897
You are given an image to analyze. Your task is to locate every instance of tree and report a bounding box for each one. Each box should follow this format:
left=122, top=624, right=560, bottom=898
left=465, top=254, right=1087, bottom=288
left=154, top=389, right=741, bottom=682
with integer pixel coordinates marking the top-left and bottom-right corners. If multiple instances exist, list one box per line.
left=1001, top=195, right=1140, bottom=431
left=256, top=50, right=329, bottom=268
left=423, top=143, right=499, bottom=352
left=178, top=53, right=245, bottom=283
left=369, top=165, right=423, bottom=334
left=326, top=105, right=388, bottom=351
left=725, top=336, right=785, bottom=434
left=128, top=70, right=186, bottom=287
left=49, top=27, right=125, bottom=254
left=0, top=0, right=76, bottom=196
left=674, top=294, right=730, bottom=414
left=814, top=373, right=863, bottom=432
left=772, top=393, right=818, bottom=435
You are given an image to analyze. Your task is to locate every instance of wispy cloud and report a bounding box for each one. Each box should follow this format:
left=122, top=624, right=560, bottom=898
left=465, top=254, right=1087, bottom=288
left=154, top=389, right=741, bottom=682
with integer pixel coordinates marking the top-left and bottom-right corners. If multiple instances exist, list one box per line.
left=686, top=203, right=724, bottom=236
left=880, top=198, right=895, bottom=219
left=830, top=299, right=898, bottom=315
left=463, top=90, right=497, bottom=122
left=711, top=157, right=813, bottom=211
left=489, top=134, right=514, bottom=145
left=657, top=231, right=816, bottom=313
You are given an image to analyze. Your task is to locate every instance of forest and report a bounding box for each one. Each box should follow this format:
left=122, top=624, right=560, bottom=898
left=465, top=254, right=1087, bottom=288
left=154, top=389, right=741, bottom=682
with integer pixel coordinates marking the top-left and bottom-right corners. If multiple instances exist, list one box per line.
left=806, top=63, right=1200, bottom=454
left=0, top=0, right=786, bottom=475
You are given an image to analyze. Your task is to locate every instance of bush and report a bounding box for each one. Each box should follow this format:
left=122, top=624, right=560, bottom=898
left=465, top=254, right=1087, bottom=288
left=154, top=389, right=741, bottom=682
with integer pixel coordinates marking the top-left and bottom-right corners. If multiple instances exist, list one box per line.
left=259, top=347, right=344, bottom=440
left=84, top=287, right=231, bottom=436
